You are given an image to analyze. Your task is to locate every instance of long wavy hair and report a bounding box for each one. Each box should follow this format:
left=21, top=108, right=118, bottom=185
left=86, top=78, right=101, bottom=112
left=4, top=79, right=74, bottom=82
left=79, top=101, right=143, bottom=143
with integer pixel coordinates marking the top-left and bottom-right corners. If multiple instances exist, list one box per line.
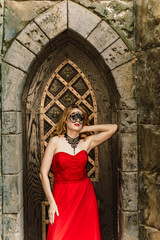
left=50, top=104, right=91, bottom=140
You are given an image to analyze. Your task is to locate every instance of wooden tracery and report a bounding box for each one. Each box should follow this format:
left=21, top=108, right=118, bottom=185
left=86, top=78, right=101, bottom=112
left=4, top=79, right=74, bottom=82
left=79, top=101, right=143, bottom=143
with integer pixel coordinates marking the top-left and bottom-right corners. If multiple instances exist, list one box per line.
left=40, top=59, right=99, bottom=239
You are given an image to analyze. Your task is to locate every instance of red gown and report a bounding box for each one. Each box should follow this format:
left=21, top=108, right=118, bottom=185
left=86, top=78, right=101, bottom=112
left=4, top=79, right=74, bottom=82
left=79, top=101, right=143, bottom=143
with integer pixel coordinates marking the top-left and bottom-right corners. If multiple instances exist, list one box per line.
left=47, top=150, right=101, bottom=240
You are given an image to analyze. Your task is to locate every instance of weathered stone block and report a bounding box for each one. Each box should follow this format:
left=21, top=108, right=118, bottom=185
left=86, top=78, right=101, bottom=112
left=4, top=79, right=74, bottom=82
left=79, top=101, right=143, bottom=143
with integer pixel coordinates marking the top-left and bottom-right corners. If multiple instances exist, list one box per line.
left=2, top=112, right=22, bottom=134
left=4, top=1, right=57, bottom=49
left=137, top=0, right=160, bottom=49
left=86, top=20, right=119, bottom=53
left=4, top=40, right=36, bottom=73
left=3, top=207, right=24, bottom=240
left=35, top=1, right=67, bottom=40
left=119, top=133, right=138, bottom=171
left=101, top=38, right=132, bottom=70
left=2, top=63, right=26, bottom=111
left=68, top=1, right=101, bottom=39
left=2, top=134, right=22, bottom=174
left=3, top=171, right=23, bottom=213
left=17, top=21, right=49, bottom=55
left=120, top=210, right=138, bottom=240
left=139, top=171, right=160, bottom=230
left=120, top=172, right=138, bottom=211
left=137, top=48, right=160, bottom=124
left=139, top=225, right=160, bottom=240
left=118, top=110, right=137, bottom=133
left=139, top=125, right=160, bottom=170
left=110, top=62, right=136, bottom=109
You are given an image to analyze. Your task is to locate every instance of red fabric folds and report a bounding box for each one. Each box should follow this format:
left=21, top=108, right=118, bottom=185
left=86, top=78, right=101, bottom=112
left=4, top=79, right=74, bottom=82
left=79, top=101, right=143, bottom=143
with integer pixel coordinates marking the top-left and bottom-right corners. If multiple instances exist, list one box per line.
left=47, top=150, right=101, bottom=240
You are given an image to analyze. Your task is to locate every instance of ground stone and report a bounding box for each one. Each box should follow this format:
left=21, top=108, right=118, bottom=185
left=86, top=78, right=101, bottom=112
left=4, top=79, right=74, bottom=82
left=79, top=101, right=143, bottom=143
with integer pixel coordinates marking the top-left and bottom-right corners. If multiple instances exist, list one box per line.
left=3, top=171, right=23, bottom=213
left=2, top=134, right=22, bottom=174
left=139, top=225, right=160, bottom=240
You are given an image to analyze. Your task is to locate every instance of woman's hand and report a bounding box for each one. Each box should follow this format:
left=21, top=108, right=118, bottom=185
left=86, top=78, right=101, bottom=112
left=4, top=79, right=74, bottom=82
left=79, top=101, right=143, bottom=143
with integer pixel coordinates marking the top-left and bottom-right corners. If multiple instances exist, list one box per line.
left=48, top=202, right=59, bottom=225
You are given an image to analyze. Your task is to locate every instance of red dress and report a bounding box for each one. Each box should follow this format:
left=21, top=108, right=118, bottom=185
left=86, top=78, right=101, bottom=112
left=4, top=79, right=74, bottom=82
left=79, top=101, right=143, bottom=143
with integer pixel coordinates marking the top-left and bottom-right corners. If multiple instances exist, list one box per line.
left=47, top=150, right=101, bottom=240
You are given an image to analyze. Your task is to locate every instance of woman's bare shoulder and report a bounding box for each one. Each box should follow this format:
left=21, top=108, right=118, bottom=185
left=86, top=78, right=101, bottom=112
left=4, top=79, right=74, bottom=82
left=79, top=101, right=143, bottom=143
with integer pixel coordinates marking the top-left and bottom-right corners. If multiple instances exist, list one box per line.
left=49, top=135, right=64, bottom=144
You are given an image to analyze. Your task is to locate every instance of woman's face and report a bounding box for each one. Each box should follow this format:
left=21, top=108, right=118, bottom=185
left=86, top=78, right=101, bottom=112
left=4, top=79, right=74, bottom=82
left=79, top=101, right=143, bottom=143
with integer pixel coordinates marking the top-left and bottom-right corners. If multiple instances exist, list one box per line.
left=65, top=108, right=84, bottom=132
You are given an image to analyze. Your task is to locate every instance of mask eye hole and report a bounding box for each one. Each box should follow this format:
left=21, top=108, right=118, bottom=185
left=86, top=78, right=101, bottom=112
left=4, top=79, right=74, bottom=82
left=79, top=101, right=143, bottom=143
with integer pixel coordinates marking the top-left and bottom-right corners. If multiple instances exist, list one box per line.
left=68, top=112, right=84, bottom=124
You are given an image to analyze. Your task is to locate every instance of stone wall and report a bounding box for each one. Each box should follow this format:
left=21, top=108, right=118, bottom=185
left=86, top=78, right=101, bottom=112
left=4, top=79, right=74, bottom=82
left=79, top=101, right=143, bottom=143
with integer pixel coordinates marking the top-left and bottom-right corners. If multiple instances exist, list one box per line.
left=136, top=0, right=160, bottom=239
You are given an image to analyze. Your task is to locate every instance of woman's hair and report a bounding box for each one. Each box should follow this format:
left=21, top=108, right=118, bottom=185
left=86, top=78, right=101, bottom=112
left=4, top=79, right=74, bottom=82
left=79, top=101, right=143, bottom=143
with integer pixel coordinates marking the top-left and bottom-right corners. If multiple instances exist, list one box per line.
left=50, top=104, right=91, bottom=140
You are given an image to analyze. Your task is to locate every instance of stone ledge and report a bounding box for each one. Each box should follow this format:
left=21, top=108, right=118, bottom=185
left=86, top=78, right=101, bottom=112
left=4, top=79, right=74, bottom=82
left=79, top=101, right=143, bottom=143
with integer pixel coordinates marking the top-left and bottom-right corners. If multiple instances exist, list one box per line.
left=2, top=112, right=22, bottom=134
left=139, top=225, right=160, bottom=240
left=3, top=171, right=23, bottom=213
left=2, top=134, right=23, bottom=174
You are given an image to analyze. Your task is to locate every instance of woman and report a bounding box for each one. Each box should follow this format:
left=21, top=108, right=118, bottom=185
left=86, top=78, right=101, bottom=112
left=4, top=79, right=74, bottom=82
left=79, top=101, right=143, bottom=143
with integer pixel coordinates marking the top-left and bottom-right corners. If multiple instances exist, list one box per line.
left=40, top=104, right=118, bottom=240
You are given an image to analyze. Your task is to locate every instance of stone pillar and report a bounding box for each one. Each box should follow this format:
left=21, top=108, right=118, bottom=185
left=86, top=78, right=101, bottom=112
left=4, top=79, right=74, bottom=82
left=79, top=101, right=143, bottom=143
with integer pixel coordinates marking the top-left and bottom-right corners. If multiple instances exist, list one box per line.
left=136, top=0, right=160, bottom=239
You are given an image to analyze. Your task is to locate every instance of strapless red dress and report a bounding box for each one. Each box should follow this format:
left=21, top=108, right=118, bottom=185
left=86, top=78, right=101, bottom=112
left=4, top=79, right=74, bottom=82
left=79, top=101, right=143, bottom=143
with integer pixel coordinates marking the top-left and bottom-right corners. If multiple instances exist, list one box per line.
left=47, top=150, right=101, bottom=240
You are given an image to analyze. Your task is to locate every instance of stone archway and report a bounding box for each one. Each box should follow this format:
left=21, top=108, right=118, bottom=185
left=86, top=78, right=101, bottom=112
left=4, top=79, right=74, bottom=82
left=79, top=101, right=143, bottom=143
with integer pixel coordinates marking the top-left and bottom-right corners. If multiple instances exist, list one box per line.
left=2, top=1, right=138, bottom=240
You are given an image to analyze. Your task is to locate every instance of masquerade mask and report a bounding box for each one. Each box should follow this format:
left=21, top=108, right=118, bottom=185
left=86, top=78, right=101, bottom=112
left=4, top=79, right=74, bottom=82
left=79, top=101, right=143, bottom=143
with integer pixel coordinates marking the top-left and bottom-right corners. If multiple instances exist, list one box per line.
left=68, top=112, right=84, bottom=124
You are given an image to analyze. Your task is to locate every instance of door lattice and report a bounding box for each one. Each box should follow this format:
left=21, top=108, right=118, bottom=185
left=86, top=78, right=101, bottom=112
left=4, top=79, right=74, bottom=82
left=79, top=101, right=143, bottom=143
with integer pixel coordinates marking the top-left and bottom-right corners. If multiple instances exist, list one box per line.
left=40, top=59, right=99, bottom=239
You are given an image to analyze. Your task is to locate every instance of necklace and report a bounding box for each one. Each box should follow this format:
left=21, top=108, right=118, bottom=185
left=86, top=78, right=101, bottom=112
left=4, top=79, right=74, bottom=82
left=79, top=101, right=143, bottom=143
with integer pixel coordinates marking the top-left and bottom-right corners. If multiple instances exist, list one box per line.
left=64, top=133, right=80, bottom=154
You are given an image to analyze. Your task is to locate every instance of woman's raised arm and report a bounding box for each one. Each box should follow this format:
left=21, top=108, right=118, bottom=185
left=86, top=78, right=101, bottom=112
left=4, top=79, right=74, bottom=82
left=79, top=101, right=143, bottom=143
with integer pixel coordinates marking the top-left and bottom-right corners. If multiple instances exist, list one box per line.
left=80, top=124, right=118, bottom=151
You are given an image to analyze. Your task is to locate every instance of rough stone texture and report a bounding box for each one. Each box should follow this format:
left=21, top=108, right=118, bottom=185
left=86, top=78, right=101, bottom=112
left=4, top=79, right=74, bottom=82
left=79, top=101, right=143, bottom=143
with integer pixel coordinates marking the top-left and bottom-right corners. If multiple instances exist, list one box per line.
left=86, top=20, right=119, bottom=53
left=101, top=38, right=133, bottom=70
left=3, top=171, right=23, bottom=213
left=137, top=0, right=160, bottom=50
left=73, top=0, right=134, bottom=50
left=139, top=171, right=160, bottom=230
left=120, top=172, right=138, bottom=211
left=4, top=40, right=36, bottom=73
left=137, top=48, right=160, bottom=125
left=3, top=207, right=24, bottom=240
left=118, top=110, right=137, bottom=133
left=17, top=21, right=49, bottom=55
left=110, top=62, right=136, bottom=109
left=4, top=1, right=57, bottom=52
left=2, top=134, right=22, bottom=174
left=2, top=63, right=27, bottom=111
left=139, top=125, right=160, bottom=171
left=68, top=1, right=101, bottom=39
left=2, top=111, right=22, bottom=134
left=35, top=1, right=67, bottom=40
left=119, top=133, right=137, bottom=171
left=140, top=225, right=160, bottom=240
left=120, top=210, right=138, bottom=240
left=0, top=177, right=2, bottom=240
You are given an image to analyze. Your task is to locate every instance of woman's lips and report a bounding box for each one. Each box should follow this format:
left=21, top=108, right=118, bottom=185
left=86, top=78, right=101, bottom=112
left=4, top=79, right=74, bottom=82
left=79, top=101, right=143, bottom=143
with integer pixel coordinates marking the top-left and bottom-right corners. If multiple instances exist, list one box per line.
left=74, top=123, right=80, bottom=126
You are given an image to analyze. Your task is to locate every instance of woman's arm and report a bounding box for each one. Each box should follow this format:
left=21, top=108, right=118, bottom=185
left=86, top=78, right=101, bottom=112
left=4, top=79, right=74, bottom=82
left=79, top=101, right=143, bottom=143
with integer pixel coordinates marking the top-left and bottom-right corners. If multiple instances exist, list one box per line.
left=80, top=124, right=118, bottom=151
left=39, top=137, right=59, bottom=224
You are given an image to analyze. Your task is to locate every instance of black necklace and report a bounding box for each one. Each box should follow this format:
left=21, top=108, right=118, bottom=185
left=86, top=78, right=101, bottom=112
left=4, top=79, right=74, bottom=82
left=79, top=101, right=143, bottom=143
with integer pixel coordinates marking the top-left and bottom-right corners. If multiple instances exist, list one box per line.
left=64, top=133, right=80, bottom=154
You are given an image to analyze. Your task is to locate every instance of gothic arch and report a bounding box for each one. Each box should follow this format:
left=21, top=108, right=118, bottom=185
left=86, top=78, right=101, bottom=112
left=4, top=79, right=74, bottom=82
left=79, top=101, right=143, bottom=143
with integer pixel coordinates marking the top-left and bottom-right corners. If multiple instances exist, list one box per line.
left=2, top=1, right=138, bottom=240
